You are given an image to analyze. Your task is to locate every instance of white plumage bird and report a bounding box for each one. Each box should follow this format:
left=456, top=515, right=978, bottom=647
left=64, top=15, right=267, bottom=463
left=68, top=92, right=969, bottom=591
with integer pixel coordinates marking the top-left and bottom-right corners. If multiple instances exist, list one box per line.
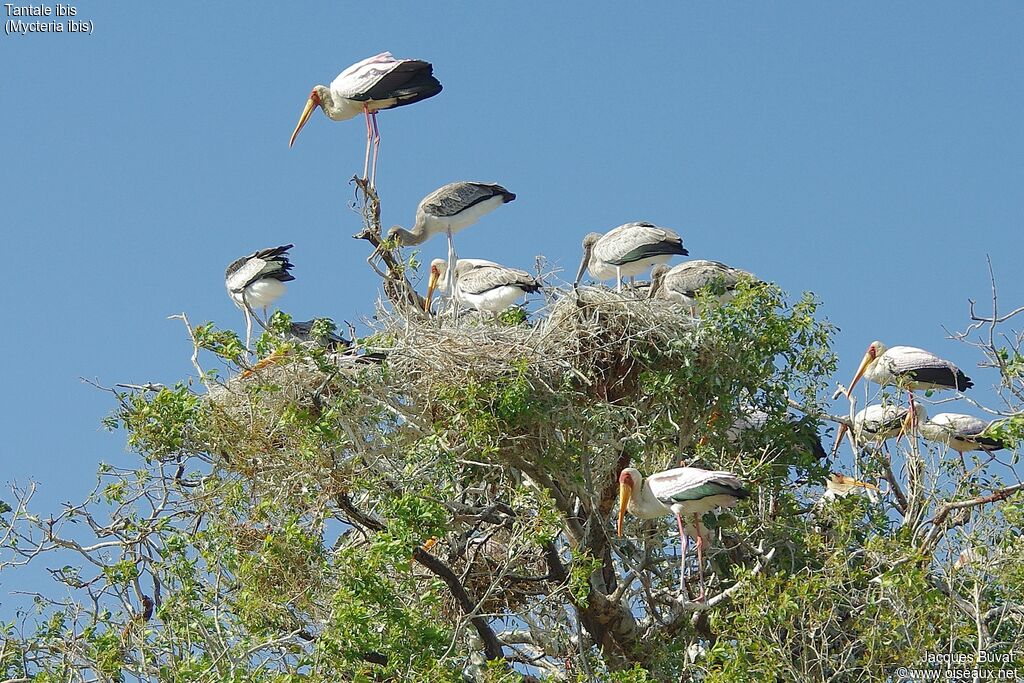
left=288, top=52, right=442, bottom=185
left=425, top=258, right=541, bottom=315
left=846, top=341, right=973, bottom=397
left=846, top=341, right=973, bottom=432
left=919, top=412, right=1008, bottom=456
left=617, top=466, right=748, bottom=600
left=224, top=245, right=295, bottom=350
left=384, top=182, right=516, bottom=293
left=832, top=403, right=926, bottom=455
left=575, top=222, right=688, bottom=293
left=649, top=260, right=755, bottom=310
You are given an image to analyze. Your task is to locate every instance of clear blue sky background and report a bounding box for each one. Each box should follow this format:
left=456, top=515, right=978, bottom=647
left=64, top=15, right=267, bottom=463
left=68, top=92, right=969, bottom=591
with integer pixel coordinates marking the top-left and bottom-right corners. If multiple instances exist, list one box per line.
left=2, top=2, right=1022, bottom=613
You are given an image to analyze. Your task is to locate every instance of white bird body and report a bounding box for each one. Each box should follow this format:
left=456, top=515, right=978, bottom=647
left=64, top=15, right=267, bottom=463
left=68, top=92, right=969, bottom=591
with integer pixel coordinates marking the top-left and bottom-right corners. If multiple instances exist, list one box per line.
left=852, top=404, right=924, bottom=444
left=650, top=260, right=754, bottom=307
left=618, top=466, right=748, bottom=599
left=576, top=222, right=688, bottom=291
left=623, top=466, right=747, bottom=526
left=847, top=341, right=973, bottom=396
left=289, top=52, right=442, bottom=184
left=224, top=245, right=295, bottom=349
left=919, top=413, right=1006, bottom=454
left=389, top=182, right=517, bottom=247
left=426, top=258, right=540, bottom=314
left=233, top=279, right=286, bottom=309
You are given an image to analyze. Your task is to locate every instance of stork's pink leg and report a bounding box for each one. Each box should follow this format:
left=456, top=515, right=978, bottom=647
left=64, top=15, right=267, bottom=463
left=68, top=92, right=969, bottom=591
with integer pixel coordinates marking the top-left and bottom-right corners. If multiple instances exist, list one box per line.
left=362, top=105, right=373, bottom=182
left=675, top=512, right=688, bottom=595
left=693, top=514, right=706, bottom=602
left=907, top=390, right=919, bottom=434
left=369, top=111, right=381, bottom=188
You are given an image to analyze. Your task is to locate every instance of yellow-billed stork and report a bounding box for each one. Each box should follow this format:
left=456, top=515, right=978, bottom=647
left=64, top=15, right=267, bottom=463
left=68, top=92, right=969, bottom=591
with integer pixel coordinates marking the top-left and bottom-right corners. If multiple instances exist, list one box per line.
left=831, top=403, right=926, bottom=455
left=575, top=222, right=688, bottom=293
left=225, top=244, right=295, bottom=349
left=846, top=341, right=973, bottom=430
left=919, top=412, right=1009, bottom=456
left=424, top=258, right=541, bottom=315
left=649, top=259, right=755, bottom=311
left=288, top=52, right=442, bottom=185
left=383, top=182, right=515, bottom=292
left=617, top=466, right=748, bottom=600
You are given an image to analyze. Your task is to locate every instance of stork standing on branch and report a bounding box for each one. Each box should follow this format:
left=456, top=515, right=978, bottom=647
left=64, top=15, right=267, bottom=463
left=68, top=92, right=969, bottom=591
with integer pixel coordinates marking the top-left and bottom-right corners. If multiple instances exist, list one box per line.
left=424, top=258, right=541, bottom=315
left=224, top=245, right=295, bottom=350
left=832, top=403, right=926, bottom=456
left=918, top=412, right=1010, bottom=466
left=288, top=52, right=442, bottom=186
left=617, top=466, right=748, bottom=601
left=381, top=182, right=516, bottom=293
left=575, top=222, right=688, bottom=293
left=845, top=341, right=973, bottom=430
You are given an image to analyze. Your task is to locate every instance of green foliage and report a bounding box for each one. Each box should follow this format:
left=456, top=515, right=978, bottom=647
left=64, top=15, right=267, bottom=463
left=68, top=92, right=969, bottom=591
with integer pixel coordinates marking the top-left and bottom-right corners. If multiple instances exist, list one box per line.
left=3, top=278, right=1022, bottom=683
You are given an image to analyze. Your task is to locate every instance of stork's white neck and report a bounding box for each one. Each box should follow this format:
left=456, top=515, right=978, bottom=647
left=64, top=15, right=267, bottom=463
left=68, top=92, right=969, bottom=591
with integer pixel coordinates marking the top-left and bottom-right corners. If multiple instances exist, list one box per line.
left=629, top=477, right=672, bottom=519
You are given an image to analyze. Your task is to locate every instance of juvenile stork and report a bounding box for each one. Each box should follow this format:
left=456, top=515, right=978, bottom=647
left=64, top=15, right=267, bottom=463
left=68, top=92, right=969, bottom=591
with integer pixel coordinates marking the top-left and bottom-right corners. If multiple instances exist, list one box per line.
left=288, top=52, right=442, bottom=185
left=831, top=403, right=926, bottom=455
left=649, top=259, right=755, bottom=311
left=575, top=222, right=688, bottom=293
left=846, top=341, right=973, bottom=429
left=224, top=245, right=295, bottom=350
left=384, top=182, right=516, bottom=291
left=817, top=473, right=880, bottom=505
left=617, top=466, right=748, bottom=600
left=919, top=413, right=1009, bottom=459
left=425, top=258, right=541, bottom=315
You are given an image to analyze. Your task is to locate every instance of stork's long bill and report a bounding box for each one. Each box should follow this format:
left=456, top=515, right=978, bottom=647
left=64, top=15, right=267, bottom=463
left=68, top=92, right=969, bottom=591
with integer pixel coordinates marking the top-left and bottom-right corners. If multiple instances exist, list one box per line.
left=617, top=474, right=633, bottom=537
left=288, top=90, right=320, bottom=148
left=846, top=344, right=878, bottom=398
left=425, top=263, right=442, bottom=312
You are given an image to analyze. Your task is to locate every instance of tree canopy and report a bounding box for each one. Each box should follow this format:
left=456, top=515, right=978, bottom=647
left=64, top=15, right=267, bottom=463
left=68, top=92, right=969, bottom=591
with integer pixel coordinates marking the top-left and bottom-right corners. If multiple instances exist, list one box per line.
left=2, top=186, right=1023, bottom=682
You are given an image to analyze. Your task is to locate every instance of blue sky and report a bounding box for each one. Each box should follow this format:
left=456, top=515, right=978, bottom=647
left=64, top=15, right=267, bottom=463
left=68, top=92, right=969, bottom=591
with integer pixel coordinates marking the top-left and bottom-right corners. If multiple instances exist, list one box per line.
left=2, top=2, right=1022, bottom=610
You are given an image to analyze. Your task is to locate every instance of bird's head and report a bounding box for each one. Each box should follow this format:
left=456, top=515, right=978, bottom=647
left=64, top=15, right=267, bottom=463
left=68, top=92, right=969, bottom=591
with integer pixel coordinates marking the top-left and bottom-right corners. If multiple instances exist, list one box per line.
left=649, top=263, right=669, bottom=299
left=575, top=232, right=603, bottom=287
left=424, top=258, right=448, bottom=312
left=288, top=86, right=324, bottom=148
left=846, top=340, right=886, bottom=398
left=617, top=468, right=640, bottom=537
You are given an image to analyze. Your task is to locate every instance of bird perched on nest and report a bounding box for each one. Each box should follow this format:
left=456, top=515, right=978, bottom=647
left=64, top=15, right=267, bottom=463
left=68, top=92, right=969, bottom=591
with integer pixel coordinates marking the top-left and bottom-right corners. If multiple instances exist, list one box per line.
left=289, top=319, right=351, bottom=351
left=382, top=182, right=516, bottom=294
left=649, top=260, right=755, bottom=312
left=224, top=245, right=295, bottom=350
left=575, top=222, right=688, bottom=293
left=617, top=465, right=748, bottom=601
left=288, top=52, right=442, bottom=185
left=424, top=258, right=541, bottom=315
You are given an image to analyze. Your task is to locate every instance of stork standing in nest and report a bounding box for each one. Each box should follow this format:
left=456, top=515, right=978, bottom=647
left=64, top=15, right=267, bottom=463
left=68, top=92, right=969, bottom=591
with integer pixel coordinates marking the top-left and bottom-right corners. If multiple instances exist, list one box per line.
left=224, top=245, right=295, bottom=350
left=575, top=222, right=688, bottom=293
left=382, top=182, right=516, bottom=294
left=424, top=258, right=540, bottom=316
